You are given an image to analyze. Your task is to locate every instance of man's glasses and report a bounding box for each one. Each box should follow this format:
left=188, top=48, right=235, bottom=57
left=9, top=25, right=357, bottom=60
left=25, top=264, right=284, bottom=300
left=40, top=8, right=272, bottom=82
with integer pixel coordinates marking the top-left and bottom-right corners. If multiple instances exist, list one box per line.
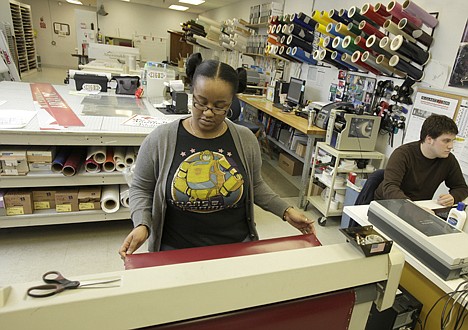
left=192, top=98, right=231, bottom=115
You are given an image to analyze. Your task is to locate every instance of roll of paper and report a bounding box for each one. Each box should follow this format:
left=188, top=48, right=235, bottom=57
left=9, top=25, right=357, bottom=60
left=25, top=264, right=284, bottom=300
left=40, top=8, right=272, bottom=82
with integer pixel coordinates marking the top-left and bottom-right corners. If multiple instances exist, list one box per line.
left=52, top=149, right=70, bottom=173
left=62, top=150, right=84, bottom=177
left=194, top=35, right=224, bottom=51
left=119, top=184, right=130, bottom=208
left=197, top=15, right=222, bottom=29
left=329, top=9, right=350, bottom=24
left=113, top=146, right=126, bottom=172
left=85, top=158, right=101, bottom=173
left=383, top=19, right=416, bottom=43
left=101, top=185, right=120, bottom=214
left=398, top=18, right=433, bottom=47
left=125, top=146, right=136, bottom=166
left=326, top=23, right=344, bottom=38
left=351, top=50, right=380, bottom=75
left=359, top=20, right=385, bottom=39
left=375, top=55, right=406, bottom=78
left=87, top=146, right=107, bottom=164
left=103, top=147, right=115, bottom=173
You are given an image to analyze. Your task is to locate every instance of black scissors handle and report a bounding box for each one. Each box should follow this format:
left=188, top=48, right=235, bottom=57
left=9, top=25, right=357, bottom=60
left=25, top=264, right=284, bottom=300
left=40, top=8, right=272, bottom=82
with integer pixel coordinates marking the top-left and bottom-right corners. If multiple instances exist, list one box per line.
left=27, top=271, right=80, bottom=298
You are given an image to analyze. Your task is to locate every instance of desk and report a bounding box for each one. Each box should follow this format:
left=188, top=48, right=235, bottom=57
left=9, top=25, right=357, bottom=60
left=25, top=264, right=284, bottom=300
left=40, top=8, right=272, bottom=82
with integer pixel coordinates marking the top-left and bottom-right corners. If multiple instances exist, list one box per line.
left=344, top=203, right=468, bottom=330
left=237, top=94, right=326, bottom=208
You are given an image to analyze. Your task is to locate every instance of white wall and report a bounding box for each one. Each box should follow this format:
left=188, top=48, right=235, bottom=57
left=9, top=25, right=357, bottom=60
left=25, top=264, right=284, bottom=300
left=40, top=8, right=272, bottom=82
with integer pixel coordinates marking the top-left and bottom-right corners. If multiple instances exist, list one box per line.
left=20, top=0, right=96, bottom=68
left=18, top=0, right=197, bottom=68
left=0, top=1, right=13, bottom=25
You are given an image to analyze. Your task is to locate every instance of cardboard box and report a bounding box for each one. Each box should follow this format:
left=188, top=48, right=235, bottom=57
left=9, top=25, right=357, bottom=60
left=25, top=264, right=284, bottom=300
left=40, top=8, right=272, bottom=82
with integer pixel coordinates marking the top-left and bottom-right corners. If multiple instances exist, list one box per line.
left=278, top=152, right=303, bottom=176
left=78, top=186, right=102, bottom=211
left=310, top=183, right=324, bottom=197
left=28, top=162, right=53, bottom=172
left=0, top=189, right=6, bottom=216
left=55, top=188, right=79, bottom=212
left=26, top=147, right=56, bottom=163
left=296, top=143, right=307, bottom=158
left=4, top=190, right=33, bottom=215
left=0, top=148, right=29, bottom=176
left=32, top=189, right=56, bottom=210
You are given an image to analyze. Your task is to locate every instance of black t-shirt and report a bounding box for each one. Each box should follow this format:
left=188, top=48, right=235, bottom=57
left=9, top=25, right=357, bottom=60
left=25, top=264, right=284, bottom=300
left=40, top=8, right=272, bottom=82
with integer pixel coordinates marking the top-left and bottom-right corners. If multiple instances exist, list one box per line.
left=162, top=122, right=249, bottom=248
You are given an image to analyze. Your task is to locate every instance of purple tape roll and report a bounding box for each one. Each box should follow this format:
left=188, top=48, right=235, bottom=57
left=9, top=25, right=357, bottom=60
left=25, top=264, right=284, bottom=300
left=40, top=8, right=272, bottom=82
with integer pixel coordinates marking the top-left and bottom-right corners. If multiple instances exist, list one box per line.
left=402, top=0, right=438, bottom=28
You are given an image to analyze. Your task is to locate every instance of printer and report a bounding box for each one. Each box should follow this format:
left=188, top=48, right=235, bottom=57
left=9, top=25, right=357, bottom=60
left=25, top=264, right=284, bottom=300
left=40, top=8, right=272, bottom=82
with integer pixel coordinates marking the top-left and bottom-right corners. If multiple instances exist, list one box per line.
left=326, top=109, right=381, bottom=151
left=368, top=199, right=468, bottom=280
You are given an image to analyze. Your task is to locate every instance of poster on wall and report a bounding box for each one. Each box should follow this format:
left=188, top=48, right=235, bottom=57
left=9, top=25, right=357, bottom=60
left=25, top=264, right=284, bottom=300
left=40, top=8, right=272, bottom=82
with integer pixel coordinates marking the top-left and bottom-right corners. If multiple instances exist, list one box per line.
left=448, top=19, right=468, bottom=88
left=403, top=90, right=459, bottom=144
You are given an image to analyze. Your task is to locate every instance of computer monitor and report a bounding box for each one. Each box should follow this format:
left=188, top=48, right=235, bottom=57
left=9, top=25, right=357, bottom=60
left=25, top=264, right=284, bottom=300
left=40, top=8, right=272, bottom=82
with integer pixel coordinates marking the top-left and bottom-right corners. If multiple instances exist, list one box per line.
left=286, top=77, right=305, bottom=106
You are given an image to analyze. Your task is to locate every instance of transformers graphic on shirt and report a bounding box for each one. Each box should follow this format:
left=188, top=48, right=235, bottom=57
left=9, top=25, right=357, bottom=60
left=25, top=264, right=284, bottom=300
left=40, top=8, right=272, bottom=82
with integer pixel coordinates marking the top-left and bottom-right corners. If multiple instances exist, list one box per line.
left=170, top=149, right=245, bottom=213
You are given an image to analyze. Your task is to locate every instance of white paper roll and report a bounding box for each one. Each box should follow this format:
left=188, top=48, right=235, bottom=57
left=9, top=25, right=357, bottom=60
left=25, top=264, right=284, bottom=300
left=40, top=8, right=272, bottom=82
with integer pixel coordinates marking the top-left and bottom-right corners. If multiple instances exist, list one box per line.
left=101, top=185, right=120, bottom=213
left=197, top=15, right=222, bottom=29
left=87, top=146, right=107, bottom=164
left=119, top=184, right=130, bottom=208
left=113, top=146, right=126, bottom=172
left=194, top=35, right=225, bottom=51
left=124, top=146, right=136, bottom=166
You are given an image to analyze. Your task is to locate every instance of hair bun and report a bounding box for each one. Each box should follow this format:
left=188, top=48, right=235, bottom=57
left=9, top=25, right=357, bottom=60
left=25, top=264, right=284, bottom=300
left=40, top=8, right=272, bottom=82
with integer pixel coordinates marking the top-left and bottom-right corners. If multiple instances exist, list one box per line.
left=185, top=53, right=203, bottom=82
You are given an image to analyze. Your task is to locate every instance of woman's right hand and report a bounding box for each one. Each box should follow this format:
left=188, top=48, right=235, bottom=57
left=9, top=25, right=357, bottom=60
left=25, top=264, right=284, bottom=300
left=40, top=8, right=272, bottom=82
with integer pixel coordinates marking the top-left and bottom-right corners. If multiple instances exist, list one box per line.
left=119, top=225, right=149, bottom=260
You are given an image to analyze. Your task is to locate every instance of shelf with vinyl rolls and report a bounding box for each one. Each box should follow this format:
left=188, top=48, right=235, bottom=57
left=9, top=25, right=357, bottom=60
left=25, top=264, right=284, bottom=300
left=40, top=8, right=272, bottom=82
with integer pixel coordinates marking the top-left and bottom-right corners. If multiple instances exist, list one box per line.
left=0, top=208, right=130, bottom=229
left=0, top=169, right=127, bottom=189
left=309, top=1, right=438, bottom=82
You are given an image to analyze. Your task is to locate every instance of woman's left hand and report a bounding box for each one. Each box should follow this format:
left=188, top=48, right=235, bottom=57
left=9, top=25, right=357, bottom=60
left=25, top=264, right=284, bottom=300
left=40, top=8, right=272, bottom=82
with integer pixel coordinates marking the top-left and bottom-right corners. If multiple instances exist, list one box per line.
left=284, top=207, right=316, bottom=235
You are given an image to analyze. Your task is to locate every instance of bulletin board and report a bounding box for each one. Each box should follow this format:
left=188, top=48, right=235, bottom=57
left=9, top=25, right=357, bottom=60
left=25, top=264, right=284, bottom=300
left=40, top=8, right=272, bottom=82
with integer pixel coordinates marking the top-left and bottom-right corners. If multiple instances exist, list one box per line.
left=404, top=87, right=468, bottom=176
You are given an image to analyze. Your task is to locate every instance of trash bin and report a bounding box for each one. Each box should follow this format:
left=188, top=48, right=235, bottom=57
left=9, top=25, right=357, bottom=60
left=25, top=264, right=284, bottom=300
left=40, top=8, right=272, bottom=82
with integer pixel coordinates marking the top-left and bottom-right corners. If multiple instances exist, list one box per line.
left=340, top=180, right=365, bottom=228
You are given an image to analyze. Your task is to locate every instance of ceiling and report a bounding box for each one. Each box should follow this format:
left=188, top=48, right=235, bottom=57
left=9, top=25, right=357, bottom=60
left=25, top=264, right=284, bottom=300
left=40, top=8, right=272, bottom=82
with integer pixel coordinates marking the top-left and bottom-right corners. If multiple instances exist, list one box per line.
left=78, top=0, right=239, bottom=14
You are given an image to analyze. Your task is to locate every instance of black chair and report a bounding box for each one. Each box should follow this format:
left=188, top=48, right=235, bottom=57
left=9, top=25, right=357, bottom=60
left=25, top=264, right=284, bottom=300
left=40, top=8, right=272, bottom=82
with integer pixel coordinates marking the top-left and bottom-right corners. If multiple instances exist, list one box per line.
left=228, top=95, right=260, bottom=135
left=348, top=169, right=385, bottom=227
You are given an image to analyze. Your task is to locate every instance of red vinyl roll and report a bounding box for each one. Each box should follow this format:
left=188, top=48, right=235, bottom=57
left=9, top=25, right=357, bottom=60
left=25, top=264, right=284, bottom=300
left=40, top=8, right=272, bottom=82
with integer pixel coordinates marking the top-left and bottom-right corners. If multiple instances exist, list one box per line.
left=85, top=158, right=101, bottom=173
left=386, top=0, right=423, bottom=28
left=354, top=35, right=371, bottom=52
left=374, top=2, right=391, bottom=17
left=361, top=3, right=387, bottom=27
left=62, top=150, right=84, bottom=177
left=351, top=51, right=381, bottom=75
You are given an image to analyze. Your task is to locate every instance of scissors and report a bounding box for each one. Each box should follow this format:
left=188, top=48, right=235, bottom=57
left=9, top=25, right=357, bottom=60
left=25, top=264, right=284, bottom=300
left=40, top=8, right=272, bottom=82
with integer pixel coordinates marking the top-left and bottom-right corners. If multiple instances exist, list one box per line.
left=27, top=271, right=121, bottom=298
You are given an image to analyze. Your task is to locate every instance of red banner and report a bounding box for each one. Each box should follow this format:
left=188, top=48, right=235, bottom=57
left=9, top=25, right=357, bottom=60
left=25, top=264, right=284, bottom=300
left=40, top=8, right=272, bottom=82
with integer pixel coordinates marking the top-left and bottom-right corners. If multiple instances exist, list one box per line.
left=30, top=83, right=84, bottom=127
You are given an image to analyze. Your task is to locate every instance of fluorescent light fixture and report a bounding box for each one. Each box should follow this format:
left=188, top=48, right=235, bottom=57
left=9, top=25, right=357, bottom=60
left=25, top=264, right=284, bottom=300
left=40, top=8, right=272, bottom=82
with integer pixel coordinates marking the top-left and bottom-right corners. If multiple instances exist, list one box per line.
left=122, top=0, right=130, bottom=2
left=179, top=0, right=205, bottom=5
left=66, top=0, right=83, bottom=4
left=169, top=4, right=189, bottom=11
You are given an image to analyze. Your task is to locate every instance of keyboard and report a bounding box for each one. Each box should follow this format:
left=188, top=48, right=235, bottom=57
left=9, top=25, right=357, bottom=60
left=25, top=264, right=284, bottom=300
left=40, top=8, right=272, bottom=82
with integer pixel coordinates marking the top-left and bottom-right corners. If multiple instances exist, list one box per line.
left=273, top=103, right=292, bottom=112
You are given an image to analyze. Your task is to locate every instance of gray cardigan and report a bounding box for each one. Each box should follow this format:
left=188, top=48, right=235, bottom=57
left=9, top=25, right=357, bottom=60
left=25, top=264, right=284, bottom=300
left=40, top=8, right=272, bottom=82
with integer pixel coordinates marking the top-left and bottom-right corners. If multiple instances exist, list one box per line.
left=129, top=117, right=290, bottom=252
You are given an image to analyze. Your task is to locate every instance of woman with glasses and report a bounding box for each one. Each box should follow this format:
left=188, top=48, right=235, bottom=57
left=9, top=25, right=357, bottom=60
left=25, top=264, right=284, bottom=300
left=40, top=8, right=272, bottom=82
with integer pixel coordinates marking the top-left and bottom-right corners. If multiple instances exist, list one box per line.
left=119, top=59, right=315, bottom=257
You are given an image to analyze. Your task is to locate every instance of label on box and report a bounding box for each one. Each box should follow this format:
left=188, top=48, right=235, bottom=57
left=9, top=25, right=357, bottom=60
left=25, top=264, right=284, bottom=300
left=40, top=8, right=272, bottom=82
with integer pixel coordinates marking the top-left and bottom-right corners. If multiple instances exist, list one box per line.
left=56, top=204, right=72, bottom=212
left=79, top=202, right=95, bottom=210
left=5, top=169, right=19, bottom=175
left=34, top=201, right=50, bottom=210
left=5, top=160, right=18, bottom=166
left=7, top=207, right=24, bottom=215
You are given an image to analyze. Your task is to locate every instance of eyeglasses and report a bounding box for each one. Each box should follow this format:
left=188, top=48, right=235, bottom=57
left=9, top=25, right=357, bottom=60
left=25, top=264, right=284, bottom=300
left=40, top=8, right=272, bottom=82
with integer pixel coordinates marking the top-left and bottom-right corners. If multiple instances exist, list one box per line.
left=192, top=98, right=232, bottom=115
